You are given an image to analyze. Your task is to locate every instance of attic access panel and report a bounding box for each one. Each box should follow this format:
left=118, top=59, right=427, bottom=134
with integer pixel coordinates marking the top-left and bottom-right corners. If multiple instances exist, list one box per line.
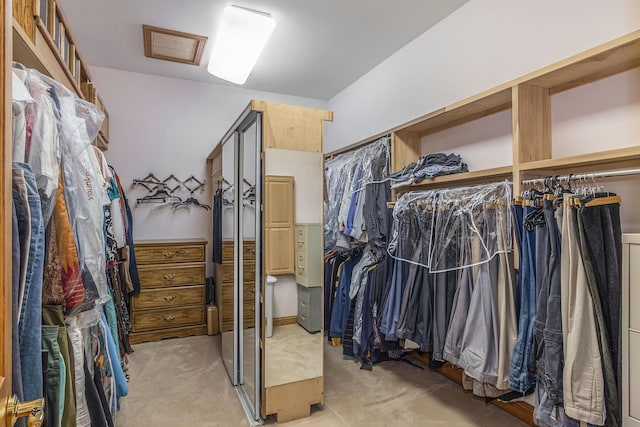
left=143, top=24, right=207, bottom=65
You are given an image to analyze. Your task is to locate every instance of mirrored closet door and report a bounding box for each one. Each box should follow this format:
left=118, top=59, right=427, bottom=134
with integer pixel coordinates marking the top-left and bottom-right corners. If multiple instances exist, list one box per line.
left=237, top=113, right=262, bottom=419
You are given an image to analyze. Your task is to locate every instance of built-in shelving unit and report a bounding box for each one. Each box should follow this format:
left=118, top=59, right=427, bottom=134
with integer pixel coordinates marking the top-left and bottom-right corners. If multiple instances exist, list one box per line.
left=12, top=0, right=110, bottom=150
left=329, top=29, right=640, bottom=199
left=325, top=29, right=640, bottom=426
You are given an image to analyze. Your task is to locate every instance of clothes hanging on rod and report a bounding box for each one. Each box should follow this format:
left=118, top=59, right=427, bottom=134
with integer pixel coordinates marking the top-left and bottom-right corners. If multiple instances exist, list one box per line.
left=12, top=63, right=135, bottom=426
left=324, top=136, right=391, bottom=250
left=514, top=176, right=623, bottom=427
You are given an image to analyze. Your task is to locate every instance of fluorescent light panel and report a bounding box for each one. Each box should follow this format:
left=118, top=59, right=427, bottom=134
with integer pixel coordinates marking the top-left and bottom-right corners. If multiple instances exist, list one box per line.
left=207, top=5, right=275, bottom=85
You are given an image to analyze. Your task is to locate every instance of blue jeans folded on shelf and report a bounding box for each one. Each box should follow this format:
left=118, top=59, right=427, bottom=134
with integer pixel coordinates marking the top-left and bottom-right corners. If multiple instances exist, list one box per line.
left=12, top=162, right=44, bottom=402
left=389, top=153, right=469, bottom=185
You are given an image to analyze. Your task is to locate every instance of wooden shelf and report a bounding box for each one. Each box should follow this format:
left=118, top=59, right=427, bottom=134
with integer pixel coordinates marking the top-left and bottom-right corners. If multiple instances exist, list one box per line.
left=13, top=1, right=110, bottom=150
left=521, top=29, right=640, bottom=94
left=12, top=18, right=78, bottom=94
left=397, top=86, right=512, bottom=137
left=393, top=165, right=513, bottom=192
left=519, top=146, right=640, bottom=174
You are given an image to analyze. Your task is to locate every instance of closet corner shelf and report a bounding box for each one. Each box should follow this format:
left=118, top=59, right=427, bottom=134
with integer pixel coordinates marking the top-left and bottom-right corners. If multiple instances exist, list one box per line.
left=394, top=165, right=513, bottom=192
left=521, top=29, right=640, bottom=94
left=519, top=146, right=640, bottom=175
left=395, top=86, right=512, bottom=138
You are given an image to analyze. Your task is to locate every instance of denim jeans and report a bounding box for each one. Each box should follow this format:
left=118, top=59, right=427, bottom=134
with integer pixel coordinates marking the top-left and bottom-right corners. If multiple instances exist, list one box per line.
left=12, top=163, right=44, bottom=401
left=509, top=206, right=537, bottom=393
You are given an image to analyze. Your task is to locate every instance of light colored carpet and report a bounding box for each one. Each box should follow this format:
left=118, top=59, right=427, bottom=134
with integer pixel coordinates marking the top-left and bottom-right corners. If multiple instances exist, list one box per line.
left=116, top=335, right=529, bottom=427
left=265, top=324, right=322, bottom=387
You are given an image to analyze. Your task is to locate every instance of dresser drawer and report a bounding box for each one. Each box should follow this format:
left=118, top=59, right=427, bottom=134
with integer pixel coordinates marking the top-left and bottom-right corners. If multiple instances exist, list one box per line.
left=221, top=304, right=255, bottom=321
left=221, top=241, right=256, bottom=261
left=132, top=305, right=205, bottom=332
left=139, top=263, right=204, bottom=289
left=219, top=262, right=256, bottom=283
left=132, top=285, right=204, bottom=311
left=221, top=282, right=257, bottom=304
left=136, top=243, right=205, bottom=264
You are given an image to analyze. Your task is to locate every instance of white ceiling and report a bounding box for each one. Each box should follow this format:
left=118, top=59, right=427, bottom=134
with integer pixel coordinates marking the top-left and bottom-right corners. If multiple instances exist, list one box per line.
left=57, top=0, right=469, bottom=100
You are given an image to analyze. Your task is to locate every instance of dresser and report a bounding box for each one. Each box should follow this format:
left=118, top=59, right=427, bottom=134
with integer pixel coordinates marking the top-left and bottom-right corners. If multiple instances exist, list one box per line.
left=215, top=240, right=257, bottom=333
left=622, top=234, right=640, bottom=427
left=295, top=224, right=322, bottom=333
left=130, top=240, right=207, bottom=344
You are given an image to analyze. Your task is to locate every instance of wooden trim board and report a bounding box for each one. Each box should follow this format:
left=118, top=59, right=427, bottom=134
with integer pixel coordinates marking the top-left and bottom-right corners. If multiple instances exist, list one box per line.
left=273, top=316, right=298, bottom=327
left=263, top=376, right=323, bottom=423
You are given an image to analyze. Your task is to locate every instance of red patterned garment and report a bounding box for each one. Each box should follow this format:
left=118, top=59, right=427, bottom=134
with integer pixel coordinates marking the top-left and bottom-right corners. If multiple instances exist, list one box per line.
left=54, top=173, right=85, bottom=309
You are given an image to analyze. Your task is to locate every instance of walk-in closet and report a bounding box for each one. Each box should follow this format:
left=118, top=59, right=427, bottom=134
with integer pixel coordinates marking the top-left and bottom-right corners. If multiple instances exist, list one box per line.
left=1, top=1, right=639, bottom=426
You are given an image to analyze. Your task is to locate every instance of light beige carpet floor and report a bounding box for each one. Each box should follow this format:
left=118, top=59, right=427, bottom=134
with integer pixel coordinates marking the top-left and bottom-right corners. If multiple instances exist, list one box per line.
left=116, top=335, right=529, bottom=427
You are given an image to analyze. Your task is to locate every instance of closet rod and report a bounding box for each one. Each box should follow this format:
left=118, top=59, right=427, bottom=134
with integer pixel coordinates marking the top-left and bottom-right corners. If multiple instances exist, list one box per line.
left=521, top=167, right=640, bottom=186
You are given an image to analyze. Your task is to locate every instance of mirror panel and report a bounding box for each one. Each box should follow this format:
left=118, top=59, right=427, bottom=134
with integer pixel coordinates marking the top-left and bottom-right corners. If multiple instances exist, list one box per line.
left=263, top=148, right=324, bottom=388
left=239, top=118, right=259, bottom=416
left=220, top=133, right=237, bottom=383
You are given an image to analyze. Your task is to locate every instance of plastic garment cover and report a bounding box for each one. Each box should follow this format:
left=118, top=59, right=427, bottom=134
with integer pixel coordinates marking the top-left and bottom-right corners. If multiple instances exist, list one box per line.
left=388, top=181, right=512, bottom=272
left=22, top=67, right=62, bottom=226
left=324, top=136, right=390, bottom=249
left=11, top=68, right=34, bottom=165
left=65, top=316, right=91, bottom=427
left=44, top=71, right=109, bottom=305
left=75, top=307, right=117, bottom=417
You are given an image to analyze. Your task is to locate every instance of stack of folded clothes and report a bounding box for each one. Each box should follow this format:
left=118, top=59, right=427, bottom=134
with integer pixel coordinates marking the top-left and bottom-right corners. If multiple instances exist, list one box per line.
left=390, top=152, right=468, bottom=187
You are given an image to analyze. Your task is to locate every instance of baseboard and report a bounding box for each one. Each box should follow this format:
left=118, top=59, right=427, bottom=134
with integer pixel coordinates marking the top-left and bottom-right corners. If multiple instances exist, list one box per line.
left=273, top=315, right=298, bottom=326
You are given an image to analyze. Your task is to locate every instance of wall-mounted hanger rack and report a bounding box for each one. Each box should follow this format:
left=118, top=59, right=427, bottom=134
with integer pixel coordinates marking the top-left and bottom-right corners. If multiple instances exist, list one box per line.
left=132, top=173, right=207, bottom=207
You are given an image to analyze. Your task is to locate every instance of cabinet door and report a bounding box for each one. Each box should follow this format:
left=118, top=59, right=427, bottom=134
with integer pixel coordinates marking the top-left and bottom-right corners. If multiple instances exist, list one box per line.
left=265, top=176, right=294, bottom=274
left=265, top=227, right=294, bottom=274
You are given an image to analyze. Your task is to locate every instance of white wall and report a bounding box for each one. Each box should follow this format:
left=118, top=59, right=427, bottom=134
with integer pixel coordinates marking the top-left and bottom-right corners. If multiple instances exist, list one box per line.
left=326, top=0, right=640, bottom=232
left=91, top=66, right=328, bottom=276
left=326, top=0, right=640, bottom=151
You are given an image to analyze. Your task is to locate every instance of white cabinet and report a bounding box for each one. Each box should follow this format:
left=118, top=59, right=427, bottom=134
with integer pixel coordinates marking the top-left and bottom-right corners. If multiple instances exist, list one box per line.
left=622, top=234, right=640, bottom=427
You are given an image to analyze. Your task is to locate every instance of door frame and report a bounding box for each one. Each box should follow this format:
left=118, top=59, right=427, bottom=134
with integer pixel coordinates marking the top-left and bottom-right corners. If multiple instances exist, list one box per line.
left=1, top=0, right=14, bottom=412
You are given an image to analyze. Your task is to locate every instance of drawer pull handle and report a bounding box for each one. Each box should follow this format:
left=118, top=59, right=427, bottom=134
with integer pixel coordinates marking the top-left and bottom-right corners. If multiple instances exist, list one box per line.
left=164, top=315, right=176, bottom=321
left=163, top=274, right=176, bottom=280
left=162, top=251, right=175, bottom=258
left=163, top=294, right=177, bottom=301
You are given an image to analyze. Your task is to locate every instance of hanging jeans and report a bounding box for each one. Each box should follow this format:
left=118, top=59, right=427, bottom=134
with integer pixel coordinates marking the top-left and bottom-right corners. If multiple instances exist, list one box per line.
left=561, top=204, right=605, bottom=425
left=577, top=199, right=622, bottom=427
left=12, top=163, right=44, bottom=402
left=509, top=205, right=538, bottom=393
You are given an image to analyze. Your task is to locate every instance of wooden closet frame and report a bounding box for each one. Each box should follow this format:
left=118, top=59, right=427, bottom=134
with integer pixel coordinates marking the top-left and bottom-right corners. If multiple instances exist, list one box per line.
left=207, top=100, right=333, bottom=423
left=325, top=30, right=640, bottom=425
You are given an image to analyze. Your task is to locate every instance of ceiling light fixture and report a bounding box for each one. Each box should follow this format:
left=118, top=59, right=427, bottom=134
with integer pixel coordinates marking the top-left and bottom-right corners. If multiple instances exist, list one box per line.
left=207, top=5, right=276, bottom=85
